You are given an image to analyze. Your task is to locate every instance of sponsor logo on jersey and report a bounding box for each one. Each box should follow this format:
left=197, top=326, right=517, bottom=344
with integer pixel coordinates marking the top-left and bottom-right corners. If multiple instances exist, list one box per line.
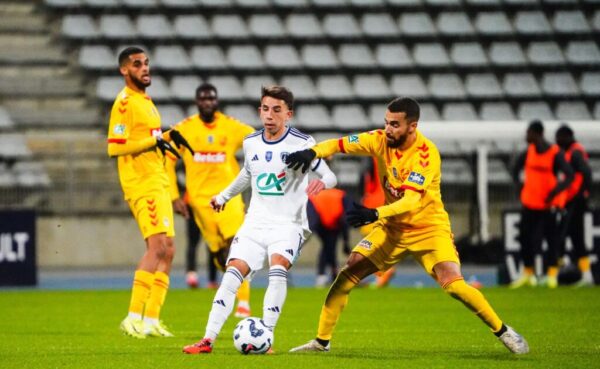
left=251, top=154, right=259, bottom=161
left=257, top=171, right=286, bottom=196
left=358, top=239, right=372, bottom=250
left=150, top=128, right=163, bottom=138
left=383, top=176, right=405, bottom=199
left=392, top=167, right=398, bottom=178
left=348, top=134, right=359, bottom=143
left=265, top=151, right=273, bottom=162
left=163, top=217, right=170, bottom=227
left=113, top=124, right=126, bottom=135
left=408, top=172, right=425, bottom=185
left=193, top=151, right=226, bottom=163
left=208, top=134, right=214, bottom=144
left=280, top=152, right=289, bottom=163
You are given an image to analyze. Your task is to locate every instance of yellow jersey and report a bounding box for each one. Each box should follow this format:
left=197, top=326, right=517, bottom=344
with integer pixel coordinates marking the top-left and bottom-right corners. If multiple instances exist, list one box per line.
left=107, top=86, right=169, bottom=200
left=166, top=112, right=255, bottom=203
left=312, top=129, right=451, bottom=231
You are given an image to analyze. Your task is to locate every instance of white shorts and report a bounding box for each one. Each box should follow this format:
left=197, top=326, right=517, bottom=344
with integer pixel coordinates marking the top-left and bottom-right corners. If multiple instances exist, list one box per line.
left=227, top=223, right=306, bottom=272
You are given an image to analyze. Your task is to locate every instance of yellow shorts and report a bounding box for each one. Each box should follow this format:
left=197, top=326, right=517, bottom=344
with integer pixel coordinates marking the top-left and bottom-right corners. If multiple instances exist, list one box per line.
left=127, top=190, right=175, bottom=240
left=190, top=194, right=245, bottom=253
left=353, top=221, right=459, bottom=276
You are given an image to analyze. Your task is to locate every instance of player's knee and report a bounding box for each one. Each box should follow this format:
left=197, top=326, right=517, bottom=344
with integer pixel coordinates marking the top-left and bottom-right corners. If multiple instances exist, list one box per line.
left=442, top=277, right=466, bottom=300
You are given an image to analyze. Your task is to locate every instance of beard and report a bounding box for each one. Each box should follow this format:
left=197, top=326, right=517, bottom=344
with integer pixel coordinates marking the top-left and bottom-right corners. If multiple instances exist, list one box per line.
left=131, top=74, right=151, bottom=91
left=198, top=106, right=217, bottom=123
left=386, top=133, right=408, bottom=148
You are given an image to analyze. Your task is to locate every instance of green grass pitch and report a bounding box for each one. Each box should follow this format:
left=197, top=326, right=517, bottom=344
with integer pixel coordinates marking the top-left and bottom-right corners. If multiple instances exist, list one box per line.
left=1, top=287, right=599, bottom=369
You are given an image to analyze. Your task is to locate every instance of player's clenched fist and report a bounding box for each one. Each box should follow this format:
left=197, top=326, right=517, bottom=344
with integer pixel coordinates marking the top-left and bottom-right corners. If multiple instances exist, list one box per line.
left=285, top=148, right=316, bottom=173
left=210, top=196, right=226, bottom=212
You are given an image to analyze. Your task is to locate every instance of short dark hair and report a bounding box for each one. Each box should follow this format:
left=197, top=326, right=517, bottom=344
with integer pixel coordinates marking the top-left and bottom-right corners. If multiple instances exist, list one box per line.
left=261, top=85, right=294, bottom=111
left=196, top=83, right=217, bottom=98
left=528, top=119, right=544, bottom=135
left=556, top=124, right=574, bottom=138
left=118, top=46, right=146, bottom=66
left=387, top=97, right=420, bottom=123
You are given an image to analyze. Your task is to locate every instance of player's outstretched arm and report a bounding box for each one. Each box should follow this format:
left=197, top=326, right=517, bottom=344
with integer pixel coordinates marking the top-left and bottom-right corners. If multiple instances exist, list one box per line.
left=165, top=129, right=195, bottom=155
left=107, top=136, right=157, bottom=157
left=286, top=149, right=316, bottom=173
left=211, top=167, right=251, bottom=211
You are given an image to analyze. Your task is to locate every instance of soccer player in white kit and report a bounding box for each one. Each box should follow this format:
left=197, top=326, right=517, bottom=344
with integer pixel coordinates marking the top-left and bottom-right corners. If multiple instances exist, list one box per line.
left=183, top=86, right=337, bottom=354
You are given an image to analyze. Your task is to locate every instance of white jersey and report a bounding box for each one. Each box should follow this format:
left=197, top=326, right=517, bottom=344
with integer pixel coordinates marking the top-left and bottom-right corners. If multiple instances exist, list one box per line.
left=218, top=126, right=336, bottom=235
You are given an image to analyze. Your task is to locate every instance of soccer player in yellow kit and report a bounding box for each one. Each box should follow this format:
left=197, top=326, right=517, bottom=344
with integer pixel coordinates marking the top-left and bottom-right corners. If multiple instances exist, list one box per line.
left=166, top=83, right=255, bottom=317
left=288, top=97, right=529, bottom=354
left=108, top=47, right=187, bottom=338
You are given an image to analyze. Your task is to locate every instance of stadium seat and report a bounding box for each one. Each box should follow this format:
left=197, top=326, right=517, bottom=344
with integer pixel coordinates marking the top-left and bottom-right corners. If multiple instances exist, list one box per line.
left=413, top=43, right=451, bottom=67
left=514, top=11, right=553, bottom=35
left=235, top=0, right=271, bottom=8
left=450, top=43, right=489, bottom=67
left=565, top=41, right=600, bottom=66
left=0, top=134, right=32, bottom=159
left=465, top=0, right=502, bottom=6
left=295, top=104, right=331, bottom=129
left=153, top=45, right=192, bottom=71
left=480, top=102, right=516, bottom=120
left=145, top=76, right=172, bottom=102
left=338, top=44, right=376, bottom=68
left=332, top=104, right=369, bottom=130
left=368, top=103, right=387, bottom=126
left=441, top=159, right=473, bottom=184
left=162, top=0, right=202, bottom=8
left=85, top=0, right=120, bottom=8
left=594, top=102, right=600, bottom=119
left=503, top=73, right=542, bottom=98
left=273, top=0, right=309, bottom=6
left=552, top=10, right=590, bottom=34
left=211, top=15, right=249, bottom=39
left=248, top=14, right=286, bottom=38
left=123, top=0, right=158, bottom=8
left=61, top=15, right=99, bottom=39
left=0, top=165, right=16, bottom=187
left=465, top=73, right=503, bottom=98
left=488, top=42, right=527, bottom=67
left=350, top=0, right=386, bottom=6
left=265, top=45, right=302, bottom=69
left=311, top=0, right=346, bottom=6
left=399, top=13, right=437, bottom=37
left=137, top=15, right=174, bottom=40
left=517, top=101, right=555, bottom=120
left=555, top=101, right=592, bottom=120
left=243, top=75, right=276, bottom=100
left=0, top=106, right=15, bottom=129
left=157, top=104, right=185, bottom=127
left=420, top=103, right=441, bottom=121
left=353, top=74, right=391, bottom=99
left=227, top=45, right=265, bottom=70
left=170, top=75, right=202, bottom=101
left=437, top=12, right=475, bottom=36
left=224, top=104, right=260, bottom=127
left=487, top=159, right=512, bottom=184
left=474, top=12, right=513, bottom=37
left=79, top=45, right=114, bottom=70
left=45, top=0, right=81, bottom=7
left=174, top=15, right=212, bottom=40
left=206, top=76, right=244, bottom=101
left=301, top=44, right=339, bottom=69
left=426, top=0, right=462, bottom=6
left=429, top=74, right=467, bottom=99
left=540, top=72, right=579, bottom=97
left=323, top=14, right=362, bottom=38
left=375, top=44, right=413, bottom=69
left=390, top=75, right=429, bottom=98
left=334, top=159, right=361, bottom=186
left=527, top=41, right=566, bottom=67
left=317, top=75, right=354, bottom=99
left=442, top=103, right=479, bottom=121
left=190, top=45, right=227, bottom=70
left=99, top=15, right=137, bottom=40
left=200, top=0, right=233, bottom=7
left=360, top=13, right=399, bottom=37
left=279, top=75, right=317, bottom=101
left=386, top=0, right=422, bottom=6
left=593, top=10, right=600, bottom=32
left=285, top=14, right=324, bottom=38
left=14, top=162, right=51, bottom=187
left=580, top=72, right=600, bottom=97
left=96, top=76, right=124, bottom=102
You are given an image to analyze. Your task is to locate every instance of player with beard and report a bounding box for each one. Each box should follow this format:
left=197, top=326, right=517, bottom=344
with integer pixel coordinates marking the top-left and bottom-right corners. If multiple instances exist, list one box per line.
left=108, top=47, right=190, bottom=338
left=166, top=83, right=255, bottom=317
left=287, top=97, right=529, bottom=354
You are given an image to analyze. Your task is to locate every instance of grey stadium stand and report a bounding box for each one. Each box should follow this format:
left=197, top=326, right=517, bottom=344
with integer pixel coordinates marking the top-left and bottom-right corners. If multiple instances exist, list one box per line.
left=136, top=15, right=175, bottom=40
left=465, top=74, right=503, bottom=99
left=248, top=14, right=287, bottom=39
left=243, top=75, right=277, bottom=100
left=279, top=75, right=317, bottom=101
left=79, top=45, right=115, bottom=71
left=301, top=44, right=339, bottom=69
left=96, top=77, right=124, bottom=102
left=332, top=104, right=370, bottom=130
left=555, top=101, right=592, bottom=120
left=428, top=74, right=467, bottom=99
left=353, top=74, right=391, bottom=99
left=0, top=107, right=15, bottom=130
left=488, top=42, right=528, bottom=67
left=527, top=41, right=566, bottom=67
left=190, top=45, right=227, bottom=70
left=552, top=10, right=591, bottom=34
left=390, top=75, right=429, bottom=99
left=565, top=41, right=600, bottom=66
left=338, top=44, right=376, bottom=68
left=224, top=105, right=260, bottom=128
left=368, top=103, right=387, bottom=126
left=153, top=45, right=192, bottom=71
left=437, top=12, right=475, bottom=36
left=474, top=12, right=513, bottom=36
left=540, top=72, right=580, bottom=98
left=156, top=104, right=185, bottom=127
left=420, top=103, right=441, bottom=121
left=580, top=72, right=600, bottom=97
left=144, top=76, right=172, bottom=102
left=450, top=43, right=489, bottom=68
left=317, top=75, right=354, bottom=100
left=413, top=43, right=451, bottom=68
left=170, top=75, right=202, bottom=101
left=99, top=15, right=137, bottom=40
left=61, top=15, right=99, bottom=39
left=442, top=103, right=479, bottom=121
left=206, top=76, right=244, bottom=101
left=285, top=14, right=324, bottom=39
left=173, top=15, right=212, bottom=40
left=517, top=101, right=555, bottom=120
left=211, top=15, right=249, bottom=40
left=295, top=104, right=331, bottom=130
left=513, top=11, right=553, bottom=35
left=360, top=13, right=399, bottom=37
left=503, top=73, right=542, bottom=98
left=375, top=44, right=414, bottom=69
left=399, top=12, right=437, bottom=37
left=227, top=45, right=266, bottom=70
left=264, top=45, right=302, bottom=69
left=323, top=14, right=362, bottom=38
left=479, top=102, right=516, bottom=121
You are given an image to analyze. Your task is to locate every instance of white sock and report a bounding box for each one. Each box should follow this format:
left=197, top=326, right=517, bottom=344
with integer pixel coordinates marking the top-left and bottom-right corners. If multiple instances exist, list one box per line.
left=263, top=265, right=288, bottom=329
left=204, top=267, right=244, bottom=340
left=143, top=317, right=158, bottom=326
left=582, top=270, right=594, bottom=283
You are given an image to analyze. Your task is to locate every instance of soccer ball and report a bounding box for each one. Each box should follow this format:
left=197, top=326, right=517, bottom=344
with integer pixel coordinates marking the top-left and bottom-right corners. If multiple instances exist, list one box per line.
left=232, top=317, right=273, bottom=355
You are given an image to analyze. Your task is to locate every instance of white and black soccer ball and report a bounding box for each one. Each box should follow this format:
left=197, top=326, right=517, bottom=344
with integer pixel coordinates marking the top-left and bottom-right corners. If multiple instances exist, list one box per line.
left=232, top=317, right=273, bottom=355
